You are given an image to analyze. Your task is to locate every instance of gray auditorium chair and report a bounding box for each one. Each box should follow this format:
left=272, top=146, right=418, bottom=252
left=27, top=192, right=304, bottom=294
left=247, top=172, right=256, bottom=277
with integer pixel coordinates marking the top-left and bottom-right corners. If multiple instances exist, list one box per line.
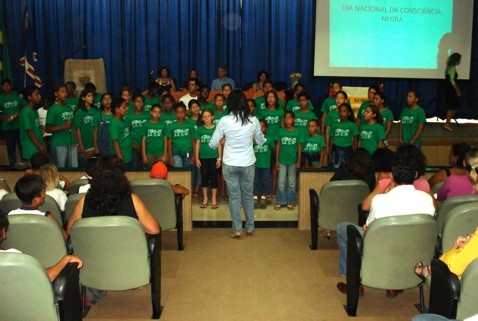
left=2, top=214, right=67, bottom=267
left=440, top=202, right=478, bottom=253
left=130, top=178, right=185, bottom=250
left=436, top=195, right=478, bottom=232
left=68, top=178, right=89, bottom=195
left=0, top=252, right=82, bottom=321
left=345, top=214, right=438, bottom=316
left=309, top=180, right=369, bottom=250
left=64, top=193, right=86, bottom=223
left=0, top=192, right=64, bottom=225
left=70, top=215, right=162, bottom=319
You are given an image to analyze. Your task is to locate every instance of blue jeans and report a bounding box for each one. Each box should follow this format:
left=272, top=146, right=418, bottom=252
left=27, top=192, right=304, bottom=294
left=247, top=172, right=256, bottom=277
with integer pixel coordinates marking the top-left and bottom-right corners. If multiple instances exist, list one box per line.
left=276, top=163, right=297, bottom=205
left=173, top=152, right=192, bottom=168
left=52, top=145, right=78, bottom=169
left=332, top=145, right=352, bottom=169
left=3, top=129, right=21, bottom=166
left=222, top=163, right=255, bottom=234
left=254, top=167, right=271, bottom=195
left=337, top=222, right=364, bottom=277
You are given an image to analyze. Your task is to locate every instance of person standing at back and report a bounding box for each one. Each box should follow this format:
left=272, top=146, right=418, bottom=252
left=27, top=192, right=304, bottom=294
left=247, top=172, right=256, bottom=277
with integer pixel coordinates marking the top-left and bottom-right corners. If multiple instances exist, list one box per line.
left=209, top=90, right=265, bottom=238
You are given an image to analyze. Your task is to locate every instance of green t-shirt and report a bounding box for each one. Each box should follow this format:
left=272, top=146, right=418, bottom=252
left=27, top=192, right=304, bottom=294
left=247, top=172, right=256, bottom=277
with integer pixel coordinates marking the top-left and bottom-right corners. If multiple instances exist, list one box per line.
left=324, top=109, right=340, bottom=127
left=186, top=117, right=199, bottom=131
left=166, top=121, right=194, bottom=154
left=194, top=125, right=218, bottom=159
left=144, top=96, right=160, bottom=113
left=302, top=134, right=326, bottom=166
left=276, top=127, right=304, bottom=165
left=254, top=96, right=285, bottom=113
left=359, top=123, right=386, bottom=155
left=254, top=135, right=275, bottom=168
left=108, top=117, right=132, bottom=163
left=212, top=109, right=228, bottom=126
left=143, top=120, right=167, bottom=156
left=93, top=93, right=103, bottom=109
left=260, top=109, right=284, bottom=139
left=320, top=96, right=336, bottom=113
left=46, top=103, right=76, bottom=147
left=330, top=121, right=358, bottom=147
left=399, top=106, right=426, bottom=144
left=73, top=107, right=99, bottom=149
left=285, top=99, right=314, bottom=113
left=20, top=106, right=44, bottom=160
left=199, top=102, right=215, bottom=112
left=0, top=93, right=23, bottom=130
left=127, top=112, right=150, bottom=146
left=65, top=96, right=79, bottom=111
left=161, top=111, right=177, bottom=126
left=379, top=107, right=394, bottom=134
left=294, top=110, right=317, bottom=136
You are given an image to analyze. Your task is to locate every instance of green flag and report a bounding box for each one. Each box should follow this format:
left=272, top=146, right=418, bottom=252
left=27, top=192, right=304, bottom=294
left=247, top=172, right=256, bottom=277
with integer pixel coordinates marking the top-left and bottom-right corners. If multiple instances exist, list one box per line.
left=0, top=10, right=12, bottom=81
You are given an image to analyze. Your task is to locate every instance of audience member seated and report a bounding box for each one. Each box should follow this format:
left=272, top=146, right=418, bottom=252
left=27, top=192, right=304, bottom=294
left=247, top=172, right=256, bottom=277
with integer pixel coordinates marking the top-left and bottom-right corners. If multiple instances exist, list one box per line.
left=210, top=66, right=236, bottom=91
left=179, top=79, right=200, bottom=108
left=8, top=174, right=67, bottom=239
left=0, top=209, right=82, bottom=281
left=39, top=164, right=67, bottom=212
left=155, top=66, right=176, bottom=92
left=330, top=148, right=376, bottom=192
left=415, top=227, right=478, bottom=280
left=149, top=161, right=190, bottom=196
left=182, top=69, right=202, bottom=89
left=362, top=145, right=436, bottom=212
left=250, top=70, right=269, bottom=92
left=336, top=152, right=436, bottom=297
left=67, top=155, right=160, bottom=235
left=437, top=148, right=478, bottom=201
left=428, top=143, right=471, bottom=190
left=25, top=152, right=71, bottom=191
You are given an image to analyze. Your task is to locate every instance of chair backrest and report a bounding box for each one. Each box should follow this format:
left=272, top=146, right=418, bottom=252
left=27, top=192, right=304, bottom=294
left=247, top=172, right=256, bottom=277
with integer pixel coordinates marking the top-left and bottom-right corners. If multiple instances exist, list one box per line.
left=428, top=259, right=461, bottom=318
left=64, top=193, right=86, bottom=223
left=68, top=179, right=89, bottom=195
left=457, top=258, right=478, bottom=320
left=441, top=202, right=478, bottom=251
left=361, top=214, right=438, bottom=289
left=0, top=252, right=58, bottom=321
left=70, top=215, right=150, bottom=290
left=130, top=179, right=176, bottom=230
left=2, top=214, right=67, bottom=267
left=318, top=180, right=369, bottom=230
left=437, top=195, right=478, bottom=232
left=431, top=181, right=444, bottom=195
left=0, top=193, right=63, bottom=224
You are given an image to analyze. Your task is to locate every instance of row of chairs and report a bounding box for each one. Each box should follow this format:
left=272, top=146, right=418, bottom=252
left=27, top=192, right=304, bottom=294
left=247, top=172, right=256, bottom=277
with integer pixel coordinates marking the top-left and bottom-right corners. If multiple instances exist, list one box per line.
left=0, top=178, right=183, bottom=320
left=308, top=180, right=478, bottom=318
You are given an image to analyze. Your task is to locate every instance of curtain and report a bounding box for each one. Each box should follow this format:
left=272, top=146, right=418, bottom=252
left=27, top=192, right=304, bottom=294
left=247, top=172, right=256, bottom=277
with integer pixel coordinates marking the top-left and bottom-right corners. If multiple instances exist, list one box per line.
left=1, top=0, right=477, bottom=118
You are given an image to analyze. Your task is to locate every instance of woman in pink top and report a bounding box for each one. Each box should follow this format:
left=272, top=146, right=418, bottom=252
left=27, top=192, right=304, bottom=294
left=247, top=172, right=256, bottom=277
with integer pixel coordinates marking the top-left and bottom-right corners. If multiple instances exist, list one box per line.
left=437, top=148, right=478, bottom=201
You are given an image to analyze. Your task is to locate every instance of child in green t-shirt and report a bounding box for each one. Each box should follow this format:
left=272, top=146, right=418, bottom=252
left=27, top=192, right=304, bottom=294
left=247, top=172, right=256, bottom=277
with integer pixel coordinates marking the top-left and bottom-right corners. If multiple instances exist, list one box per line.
left=294, top=92, right=317, bottom=137
left=253, top=119, right=275, bottom=209
left=373, top=92, right=394, bottom=145
left=212, top=93, right=228, bottom=126
left=20, top=86, right=46, bottom=160
left=194, top=109, right=222, bottom=209
left=328, top=103, right=358, bottom=169
left=399, top=90, right=426, bottom=147
left=275, top=110, right=303, bottom=210
left=187, top=99, right=201, bottom=199
left=128, top=94, right=150, bottom=169
left=142, top=104, right=167, bottom=169
left=45, top=84, right=77, bottom=169
left=358, top=105, right=385, bottom=155
left=160, top=94, right=177, bottom=126
left=0, top=79, right=23, bottom=168
left=167, top=102, right=195, bottom=168
left=73, top=88, right=99, bottom=164
left=108, top=97, right=132, bottom=168
left=302, top=119, right=326, bottom=168
left=247, top=98, right=256, bottom=117
left=96, top=93, right=113, bottom=155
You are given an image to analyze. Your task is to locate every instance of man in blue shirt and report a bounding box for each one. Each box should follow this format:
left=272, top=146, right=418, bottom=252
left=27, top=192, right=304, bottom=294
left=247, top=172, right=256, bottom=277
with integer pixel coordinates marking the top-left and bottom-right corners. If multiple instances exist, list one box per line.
left=210, top=66, right=236, bottom=91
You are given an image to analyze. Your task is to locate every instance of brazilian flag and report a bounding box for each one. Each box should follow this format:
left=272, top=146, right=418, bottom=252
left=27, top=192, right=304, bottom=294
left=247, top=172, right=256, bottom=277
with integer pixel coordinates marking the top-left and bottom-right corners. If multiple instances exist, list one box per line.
left=0, top=10, right=12, bottom=81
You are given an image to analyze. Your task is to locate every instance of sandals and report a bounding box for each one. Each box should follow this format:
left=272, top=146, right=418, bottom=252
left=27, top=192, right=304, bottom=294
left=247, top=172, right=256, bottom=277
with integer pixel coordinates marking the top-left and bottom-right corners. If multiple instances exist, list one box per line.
left=274, top=204, right=282, bottom=210
left=323, top=230, right=332, bottom=240
left=200, top=202, right=208, bottom=209
left=211, top=203, right=218, bottom=209
left=287, top=204, right=294, bottom=210
left=414, top=262, right=431, bottom=281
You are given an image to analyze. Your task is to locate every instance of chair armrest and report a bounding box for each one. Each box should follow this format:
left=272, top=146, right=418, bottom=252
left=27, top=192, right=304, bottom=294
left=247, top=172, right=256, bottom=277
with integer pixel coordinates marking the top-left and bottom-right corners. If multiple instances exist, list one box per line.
left=65, top=236, right=74, bottom=255
left=148, top=233, right=162, bottom=319
left=345, top=224, right=364, bottom=316
left=428, top=259, right=460, bottom=319
left=52, top=262, right=82, bottom=321
left=147, top=233, right=160, bottom=256
left=174, top=193, right=185, bottom=251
